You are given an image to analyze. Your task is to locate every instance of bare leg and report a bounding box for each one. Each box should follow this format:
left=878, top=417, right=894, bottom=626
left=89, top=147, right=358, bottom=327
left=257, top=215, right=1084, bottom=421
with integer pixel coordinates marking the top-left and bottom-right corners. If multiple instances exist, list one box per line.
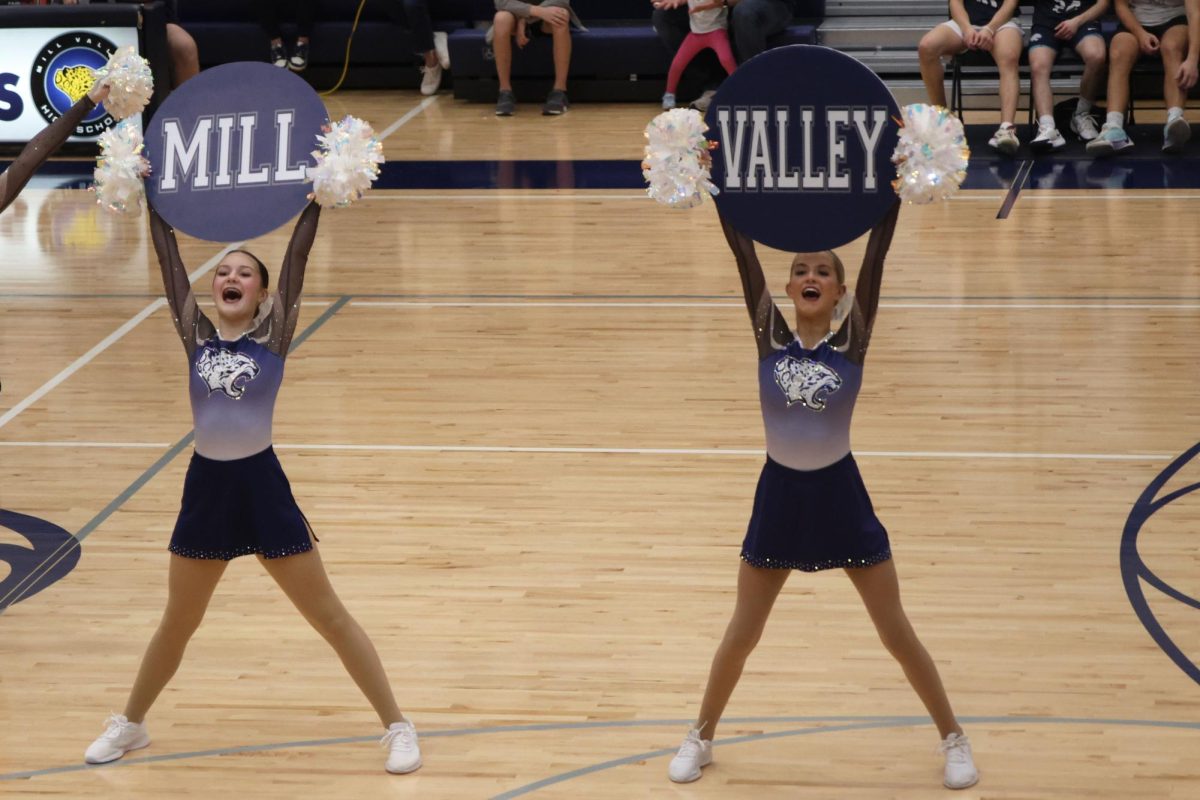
left=123, top=555, right=228, bottom=723
left=692, top=561, right=791, bottom=740
left=549, top=23, right=571, bottom=92
left=992, top=27, right=1023, bottom=125
left=1029, top=46, right=1057, bottom=119
left=1076, top=35, right=1107, bottom=103
left=1160, top=25, right=1189, bottom=109
left=258, top=545, right=405, bottom=728
left=844, top=559, right=962, bottom=739
left=493, top=11, right=516, bottom=91
left=917, top=24, right=965, bottom=107
left=1106, top=32, right=1140, bottom=119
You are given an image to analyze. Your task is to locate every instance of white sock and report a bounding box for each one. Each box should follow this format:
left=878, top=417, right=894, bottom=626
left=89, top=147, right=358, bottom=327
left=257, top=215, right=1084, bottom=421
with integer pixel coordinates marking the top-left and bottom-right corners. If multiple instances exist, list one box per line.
left=1076, top=97, right=1093, bottom=115
left=1039, top=114, right=1055, bottom=129
left=1106, top=111, right=1124, bottom=129
left=1168, top=106, right=1185, bottom=121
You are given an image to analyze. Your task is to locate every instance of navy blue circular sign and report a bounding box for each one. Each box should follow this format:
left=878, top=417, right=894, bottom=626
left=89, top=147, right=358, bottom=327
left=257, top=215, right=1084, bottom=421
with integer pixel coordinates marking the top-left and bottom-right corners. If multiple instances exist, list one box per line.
left=706, top=45, right=900, bottom=252
left=145, top=62, right=328, bottom=242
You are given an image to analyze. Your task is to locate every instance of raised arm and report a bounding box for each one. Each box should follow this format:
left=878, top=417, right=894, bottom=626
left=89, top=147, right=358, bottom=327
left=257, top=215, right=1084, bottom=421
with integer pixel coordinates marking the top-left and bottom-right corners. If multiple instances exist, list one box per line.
left=718, top=212, right=794, bottom=360
left=836, top=198, right=900, bottom=364
left=0, top=96, right=96, bottom=215
left=148, top=204, right=210, bottom=358
left=272, top=201, right=321, bottom=358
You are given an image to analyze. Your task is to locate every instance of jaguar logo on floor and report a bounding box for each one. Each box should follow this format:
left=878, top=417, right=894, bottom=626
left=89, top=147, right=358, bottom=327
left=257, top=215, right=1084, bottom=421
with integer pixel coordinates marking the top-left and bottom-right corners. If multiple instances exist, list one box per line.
left=1121, top=442, right=1200, bottom=686
left=0, top=509, right=80, bottom=611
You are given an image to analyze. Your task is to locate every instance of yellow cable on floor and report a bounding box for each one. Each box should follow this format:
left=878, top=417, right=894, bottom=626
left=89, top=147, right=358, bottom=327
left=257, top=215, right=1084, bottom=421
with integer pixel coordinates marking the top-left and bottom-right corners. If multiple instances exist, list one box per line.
left=319, top=0, right=369, bottom=97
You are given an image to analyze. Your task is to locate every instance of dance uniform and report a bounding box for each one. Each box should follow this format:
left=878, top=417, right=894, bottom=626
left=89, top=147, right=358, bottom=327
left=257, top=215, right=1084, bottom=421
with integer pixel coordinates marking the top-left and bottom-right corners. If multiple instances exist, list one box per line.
left=0, top=96, right=96, bottom=215
left=148, top=203, right=321, bottom=560
left=720, top=201, right=900, bottom=571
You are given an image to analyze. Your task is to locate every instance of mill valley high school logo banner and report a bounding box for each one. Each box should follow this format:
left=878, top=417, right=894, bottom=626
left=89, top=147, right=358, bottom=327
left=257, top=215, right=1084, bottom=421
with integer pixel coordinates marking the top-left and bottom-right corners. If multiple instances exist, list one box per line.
left=145, top=62, right=328, bottom=242
left=32, top=32, right=118, bottom=136
left=706, top=46, right=901, bottom=252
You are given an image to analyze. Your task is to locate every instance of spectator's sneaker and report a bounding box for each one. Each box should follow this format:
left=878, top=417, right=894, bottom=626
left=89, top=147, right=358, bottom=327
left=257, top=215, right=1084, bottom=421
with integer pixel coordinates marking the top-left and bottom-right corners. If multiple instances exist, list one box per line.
left=433, top=31, right=451, bottom=69
left=1086, top=123, right=1134, bottom=157
left=988, top=123, right=1020, bottom=156
left=542, top=89, right=568, bottom=116
left=1071, top=111, right=1100, bottom=141
left=662, top=92, right=676, bottom=110
left=289, top=41, right=309, bottom=72
left=1163, top=116, right=1191, bottom=153
left=940, top=732, right=980, bottom=789
left=269, top=42, right=288, bottom=69
left=667, top=728, right=712, bottom=783
left=381, top=721, right=421, bottom=774
left=1030, top=122, right=1065, bottom=152
left=420, top=64, right=443, bottom=96
left=84, top=714, right=150, bottom=764
left=495, top=90, right=516, bottom=116
left=689, top=89, right=716, bottom=113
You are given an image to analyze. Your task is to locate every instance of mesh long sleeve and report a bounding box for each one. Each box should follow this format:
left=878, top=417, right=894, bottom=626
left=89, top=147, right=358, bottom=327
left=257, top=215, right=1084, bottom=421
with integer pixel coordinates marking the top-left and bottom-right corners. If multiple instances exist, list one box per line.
left=833, top=199, right=900, bottom=365
left=719, top=211, right=794, bottom=360
left=149, top=204, right=212, bottom=359
left=0, top=97, right=95, bottom=215
left=269, top=201, right=320, bottom=359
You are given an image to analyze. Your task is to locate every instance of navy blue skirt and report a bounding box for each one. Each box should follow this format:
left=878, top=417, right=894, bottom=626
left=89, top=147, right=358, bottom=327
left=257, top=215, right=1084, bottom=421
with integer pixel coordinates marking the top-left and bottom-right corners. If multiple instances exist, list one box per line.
left=741, top=453, right=892, bottom=572
left=169, top=446, right=314, bottom=561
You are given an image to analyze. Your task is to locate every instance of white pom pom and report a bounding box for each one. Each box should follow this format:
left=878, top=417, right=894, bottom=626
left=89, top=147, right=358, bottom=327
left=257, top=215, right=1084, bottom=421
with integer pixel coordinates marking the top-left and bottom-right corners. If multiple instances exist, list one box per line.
left=93, top=46, right=154, bottom=121
left=642, top=108, right=719, bottom=209
left=891, top=104, right=969, bottom=205
left=92, top=119, right=150, bottom=215
left=306, top=116, right=384, bottom=208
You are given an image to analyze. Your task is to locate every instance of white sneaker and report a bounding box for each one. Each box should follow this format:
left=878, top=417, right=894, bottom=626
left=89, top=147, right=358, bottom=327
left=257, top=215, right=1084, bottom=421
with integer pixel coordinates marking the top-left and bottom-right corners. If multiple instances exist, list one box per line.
left=1071, top=112, right=1100, bottom=141
left=690, top=90, right=717, bottom=113
left=662, top=92, right=676, bottom=110
left=988, top=123, right=1019, bottom=156
left=940, top=732, right=979, bottom=789
left=1163, top=115, right=1191, bottom=153
left=381, top=720, right=421, bottom=774
left=420, top=64, right=443, bottom=96
left=433, top=31, right=451, bottom=70
left=84, top=714, right=150, bottom=764
left=667, top=727, right=712, bottom=783
left=1030, top=122, right=1065, bottom=151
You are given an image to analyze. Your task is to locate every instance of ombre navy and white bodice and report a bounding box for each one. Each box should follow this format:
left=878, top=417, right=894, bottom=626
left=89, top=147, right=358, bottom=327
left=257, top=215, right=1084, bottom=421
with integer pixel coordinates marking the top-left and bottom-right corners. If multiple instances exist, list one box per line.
left=721, top=203, right=899, bottom=471
left=150, top=203, right=320, bottom=461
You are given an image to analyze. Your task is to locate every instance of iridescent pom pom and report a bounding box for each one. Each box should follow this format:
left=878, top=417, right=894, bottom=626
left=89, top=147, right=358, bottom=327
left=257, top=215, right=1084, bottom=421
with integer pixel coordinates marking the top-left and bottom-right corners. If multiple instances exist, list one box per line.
left=93, top=46, right=154, bottom=121
left=891, top=104, right=969, bottom=205
left=306, top=116, right=384, bottom=208
left=642, top=108, right=719, bottom=209
left=93, top=119, right=150, bottom=215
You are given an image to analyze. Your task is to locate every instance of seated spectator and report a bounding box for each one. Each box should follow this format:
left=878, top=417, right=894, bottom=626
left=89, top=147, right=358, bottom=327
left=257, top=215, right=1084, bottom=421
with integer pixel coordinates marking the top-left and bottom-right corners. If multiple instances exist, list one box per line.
left=918, top=0, right=1023, bottom=155
left=651, top=0, right=795, bottom=112
left=257, top=0, right=316, bottom=72
left=1087, top=0, right=1199, bottom=156
left=387, top=0, right=452, bottom=96
left=1028, top=0, right=1108, bottom=151
left=491, top=0, right=583, bottom=117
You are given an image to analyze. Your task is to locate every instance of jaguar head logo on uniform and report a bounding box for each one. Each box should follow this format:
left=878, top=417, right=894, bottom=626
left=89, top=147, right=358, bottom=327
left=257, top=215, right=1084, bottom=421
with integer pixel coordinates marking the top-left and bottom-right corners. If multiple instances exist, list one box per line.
left=196, top=346, right=260, bottom=399
left=773, top=356, right=842, bottom=411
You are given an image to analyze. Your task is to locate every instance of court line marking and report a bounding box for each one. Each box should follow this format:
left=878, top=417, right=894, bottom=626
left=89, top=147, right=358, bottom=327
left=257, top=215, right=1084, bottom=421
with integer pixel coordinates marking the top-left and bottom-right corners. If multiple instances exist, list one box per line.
left=0, top=441, right=1172, bottom=461
left=0, top=246, right=240, bottom=432
left=377, top=95, right=440, bottom=140
left=351, top=299, right=1200, bottom=310
left=2, top=714, right=1196, bottom=783
left=0, top=299, right=353, bottom=614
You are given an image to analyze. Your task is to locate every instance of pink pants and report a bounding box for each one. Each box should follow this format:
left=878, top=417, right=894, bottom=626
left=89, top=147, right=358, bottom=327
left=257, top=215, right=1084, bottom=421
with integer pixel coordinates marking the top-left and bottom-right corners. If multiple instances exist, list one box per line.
left=666, top=29, right=737, bottom=95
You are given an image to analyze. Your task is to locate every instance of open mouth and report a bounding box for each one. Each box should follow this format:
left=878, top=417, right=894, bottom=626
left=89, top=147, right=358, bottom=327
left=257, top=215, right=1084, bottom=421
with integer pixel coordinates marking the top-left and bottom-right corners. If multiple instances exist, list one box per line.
left=221, top=286, right=243, bottom=303
left=801, top=286, right=821, bottom=300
